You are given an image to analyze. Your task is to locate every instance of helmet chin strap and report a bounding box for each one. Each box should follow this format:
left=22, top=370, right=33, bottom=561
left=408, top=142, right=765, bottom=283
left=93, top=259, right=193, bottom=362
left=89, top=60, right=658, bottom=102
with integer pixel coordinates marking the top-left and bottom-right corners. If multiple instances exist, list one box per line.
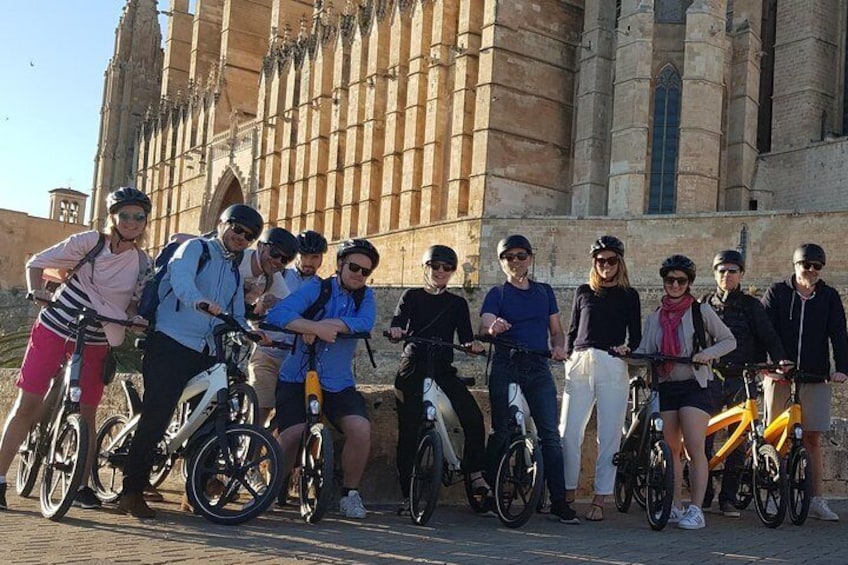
left=114, top=227, right=137, bottom=243
left=423, top=270, right=447, bottom=294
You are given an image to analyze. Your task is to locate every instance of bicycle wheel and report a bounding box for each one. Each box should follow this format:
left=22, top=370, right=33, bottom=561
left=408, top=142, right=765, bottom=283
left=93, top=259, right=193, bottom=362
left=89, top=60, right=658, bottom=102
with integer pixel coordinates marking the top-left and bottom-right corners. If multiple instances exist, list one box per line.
left=148, top=440, right=175, bottom=488
left=91, top=415, right=129, bottom=503
left=410, top=429, right=444, bottom=526
left=464, top=472, right=494, bottom=514
left=645, top=440, right=674, bottom=531
left=229, top=382, right=258, bottom=425
left=494, top=437, right=544, bottom=529
left=787, top=445, right=812, bottom=525
left=614, top=470, right=633, bottom=512
left=299, top=423, right=334, bottom=524
left=185, top=424, right=284, bottom=525
left=16, top=426, right=42, bottom=497
left=632, top=467, right=648, bottom=509
left=752, top=443, right=787, bottom=528
left=39, top=413, right=89, bottom=521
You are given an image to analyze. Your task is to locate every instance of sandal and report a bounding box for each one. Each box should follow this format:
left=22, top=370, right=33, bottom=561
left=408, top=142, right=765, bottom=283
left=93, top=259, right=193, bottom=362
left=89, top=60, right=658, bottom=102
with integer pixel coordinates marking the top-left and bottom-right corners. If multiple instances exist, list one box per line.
left=585, top=503, right=604, bottom=522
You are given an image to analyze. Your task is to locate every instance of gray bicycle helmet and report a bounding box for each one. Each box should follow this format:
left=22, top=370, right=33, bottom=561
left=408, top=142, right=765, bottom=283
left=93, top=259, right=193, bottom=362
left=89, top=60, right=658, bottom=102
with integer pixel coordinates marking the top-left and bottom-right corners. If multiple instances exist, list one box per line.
left=107, top=187, right=152, bottom=215
left=260, top=227, right=299, bottom=257
left=337, top=238, right=380, bottom=269
left=421, top=245, right=458, bottom=268
left=660, top=254, right=697, bottom=282
left=497, top=234, right=533, bottom=258
left=793, top=243, right=826, bottom=266
left=219, top=204, right=263, bottom=236
left=712, top=250, right=745, bottom=271
left=297, top=230, right=328, bottom=254
left=590, top=235, right=625, bottom=257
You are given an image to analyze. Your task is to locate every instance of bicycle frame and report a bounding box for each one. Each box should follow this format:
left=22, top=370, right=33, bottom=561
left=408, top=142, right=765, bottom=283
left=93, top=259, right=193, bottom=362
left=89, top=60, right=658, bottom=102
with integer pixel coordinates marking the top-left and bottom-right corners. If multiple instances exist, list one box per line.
left=422, top=377, right=465, bottom=471
left=762, top=374, right=813, bottom=456
left=706, top=394, right=759, bottom=470
left=507, top=382, right=537, bottom=440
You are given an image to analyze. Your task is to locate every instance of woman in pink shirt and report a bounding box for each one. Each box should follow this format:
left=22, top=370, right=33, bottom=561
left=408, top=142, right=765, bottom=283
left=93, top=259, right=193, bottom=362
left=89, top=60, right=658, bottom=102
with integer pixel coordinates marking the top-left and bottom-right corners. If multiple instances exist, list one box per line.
left=0, top=187, right=151, bottom=512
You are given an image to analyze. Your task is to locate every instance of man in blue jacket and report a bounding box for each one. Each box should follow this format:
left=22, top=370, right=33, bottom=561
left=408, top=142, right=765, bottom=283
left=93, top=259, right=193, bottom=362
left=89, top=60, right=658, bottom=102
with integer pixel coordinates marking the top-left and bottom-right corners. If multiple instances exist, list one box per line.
left=762, top=243, right=848, bottom=521
left=119, top=204, right=266, bottom=518
left=266, top=239, right=378, bottom=519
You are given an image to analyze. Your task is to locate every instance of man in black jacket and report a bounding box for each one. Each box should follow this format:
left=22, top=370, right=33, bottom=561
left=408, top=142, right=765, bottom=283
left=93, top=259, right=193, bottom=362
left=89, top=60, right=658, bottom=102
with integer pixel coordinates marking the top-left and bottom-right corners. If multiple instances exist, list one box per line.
left=762, top=243, right=848, bottom=521
left=702, top=250, right=789, bottom=517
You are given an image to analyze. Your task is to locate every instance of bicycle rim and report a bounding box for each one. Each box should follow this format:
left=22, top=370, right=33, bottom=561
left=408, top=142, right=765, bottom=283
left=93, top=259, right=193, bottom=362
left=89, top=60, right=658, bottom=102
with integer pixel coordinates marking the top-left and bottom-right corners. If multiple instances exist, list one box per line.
left=753, top=443, right=787, bottom=528
left=300, top=424, right=334, bottom=524
left=494, top=437, right=544, bottom=529
left=39, top=413, right=89, bottom=521
left=645, top=440, right=674, bottom=530
left=91, top=414, right=129, bottom=503
left=410, top=429, right=443, bottom=526
left=16, top=426, right=42, bottom=497
left=788, top=446, right=812, bottom=525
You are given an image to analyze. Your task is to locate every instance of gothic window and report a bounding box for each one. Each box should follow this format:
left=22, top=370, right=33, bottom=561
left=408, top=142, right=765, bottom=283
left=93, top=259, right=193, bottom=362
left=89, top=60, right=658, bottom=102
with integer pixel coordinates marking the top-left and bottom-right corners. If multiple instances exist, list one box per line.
left=757, top=0, right=777, bottom=152
left=648, top=65, right=682, bottom=214
left=726, top=0, right=734, bottom=32
left=655, top=0, right=694, bottom=24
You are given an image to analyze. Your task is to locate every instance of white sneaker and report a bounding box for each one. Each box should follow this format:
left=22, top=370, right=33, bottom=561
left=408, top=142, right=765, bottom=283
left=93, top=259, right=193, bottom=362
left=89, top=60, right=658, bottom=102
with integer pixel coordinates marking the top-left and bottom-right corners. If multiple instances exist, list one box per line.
left=809, top=496, right=839, bottom=521
left=339, top=490, right=367, bottom=519
left=666, top=505, right=685, bottom=524
left=677, top=505, right=706, bottom=530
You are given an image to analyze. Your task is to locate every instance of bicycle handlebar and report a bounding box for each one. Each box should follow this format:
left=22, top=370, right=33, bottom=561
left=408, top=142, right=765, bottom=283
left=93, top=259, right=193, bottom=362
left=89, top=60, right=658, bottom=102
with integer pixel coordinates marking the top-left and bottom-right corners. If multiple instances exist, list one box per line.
left=33, top=298, right=142, bottom=328
left=474, top=334, right=552, bottom=359
left=382, top=331, right=486, bottom=356
left=610, top=351, right=700, bottom=365
left=258, top=321, right=370, bottom=340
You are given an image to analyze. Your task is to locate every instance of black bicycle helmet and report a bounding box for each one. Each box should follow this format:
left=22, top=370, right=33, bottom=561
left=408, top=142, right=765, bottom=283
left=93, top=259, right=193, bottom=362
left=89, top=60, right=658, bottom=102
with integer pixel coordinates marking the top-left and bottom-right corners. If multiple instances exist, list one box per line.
left=337, top=238, right=380, bottom=269
left=793, top=243, right=826, bottom=266
left=660, top=254, right=697, bottom=282
left=497, top=234, right=533, bottom=258
left=107, top=187, right=152, bottom=214
left=712, top=249, right=745, bottom=271
left=590, top=235, right=625, bottom=257
left=297, top=230, right=328, bottom=254
left=421, top=245, right=458, bottom=268
left=219, top=204, right=263, bottom=236
left=259, top=227, right=298, bottom=257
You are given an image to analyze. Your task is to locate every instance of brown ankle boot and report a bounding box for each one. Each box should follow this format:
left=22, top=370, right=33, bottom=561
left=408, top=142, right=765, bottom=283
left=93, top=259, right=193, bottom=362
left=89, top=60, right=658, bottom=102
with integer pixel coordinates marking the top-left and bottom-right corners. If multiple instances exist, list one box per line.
left=118, top=492, right=156, bottom=519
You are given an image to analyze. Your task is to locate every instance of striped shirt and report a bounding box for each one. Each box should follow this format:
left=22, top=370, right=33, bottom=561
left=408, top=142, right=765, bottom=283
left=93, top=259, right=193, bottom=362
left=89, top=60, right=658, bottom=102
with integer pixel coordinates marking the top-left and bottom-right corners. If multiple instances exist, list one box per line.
left=40, top=275, right=107, bottom=343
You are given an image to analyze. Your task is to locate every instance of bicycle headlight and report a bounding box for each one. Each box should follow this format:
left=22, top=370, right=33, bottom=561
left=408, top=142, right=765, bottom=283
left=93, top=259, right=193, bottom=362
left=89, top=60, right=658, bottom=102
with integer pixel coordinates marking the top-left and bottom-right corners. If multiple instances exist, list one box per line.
left=69, top=386, right=82, bottom=403
left=426, top=404, right=437, bottom=422
left=652, top=415, right=664, bottom=433
left=755, top=422, right=765, bottom=436
left=515, top=411, right=525, bottom=427
left=793, top=425, right=804, bottom=439
left=309, top=399, right=321, bottom=416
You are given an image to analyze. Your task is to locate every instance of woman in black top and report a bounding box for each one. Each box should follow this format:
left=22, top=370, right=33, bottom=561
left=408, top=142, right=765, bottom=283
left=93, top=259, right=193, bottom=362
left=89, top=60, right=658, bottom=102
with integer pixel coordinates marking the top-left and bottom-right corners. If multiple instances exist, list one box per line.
left=389, top=245, right=486, bottom=515
left=559, top=236, right=641, bottom=521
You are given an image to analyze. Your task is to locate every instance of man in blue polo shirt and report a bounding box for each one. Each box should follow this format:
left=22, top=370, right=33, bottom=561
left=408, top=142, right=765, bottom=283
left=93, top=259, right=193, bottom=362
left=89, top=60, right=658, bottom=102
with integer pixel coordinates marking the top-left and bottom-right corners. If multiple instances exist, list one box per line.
left=265, top=238, right=378, bottom=519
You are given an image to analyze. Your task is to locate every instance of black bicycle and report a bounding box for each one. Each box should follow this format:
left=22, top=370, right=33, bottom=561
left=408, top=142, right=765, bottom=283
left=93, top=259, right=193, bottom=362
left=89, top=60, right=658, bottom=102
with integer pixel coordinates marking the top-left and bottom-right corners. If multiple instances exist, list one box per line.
left=611, top=352, right=680, bottom=530
left=383, top=332, right=489, bottom=525
left=16, top=298, right=138, bottom=521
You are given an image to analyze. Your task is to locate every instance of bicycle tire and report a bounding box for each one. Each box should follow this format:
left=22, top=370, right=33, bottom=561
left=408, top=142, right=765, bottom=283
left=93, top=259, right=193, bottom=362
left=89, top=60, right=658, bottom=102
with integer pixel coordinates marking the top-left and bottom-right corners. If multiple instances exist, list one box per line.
left=787, top=445, right=812, bottom=525
left=91, top=414, right=129, bottom=503
left=39, top=413, right=89, bottom=521
left=464, top=471, right=494, bottom=514
left=299, top=423, right=334, bottom=524
left=632, top=467, right=648, bottom=509
left=229, top=382, right=258, bottom=426
left=645, top=440, right=674, bottom=531
left=494, top=437, right=544, bottom=529
left=185, top=424, right=284, bottom=525
left=614, top=469, right=633, bottom=512
left=147, top=440, right=175, bottom=488
left=753, top=443, right=787, bottom=528
left=15, top=426, right=42, bottom=497
left=410, top=429, right=444, bottom=526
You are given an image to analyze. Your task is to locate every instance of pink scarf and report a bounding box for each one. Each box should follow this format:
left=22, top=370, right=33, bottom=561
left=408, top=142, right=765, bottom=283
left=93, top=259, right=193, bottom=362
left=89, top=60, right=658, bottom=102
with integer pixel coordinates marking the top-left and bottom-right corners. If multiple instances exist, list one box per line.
left=659, top=294, right=694, bottom=374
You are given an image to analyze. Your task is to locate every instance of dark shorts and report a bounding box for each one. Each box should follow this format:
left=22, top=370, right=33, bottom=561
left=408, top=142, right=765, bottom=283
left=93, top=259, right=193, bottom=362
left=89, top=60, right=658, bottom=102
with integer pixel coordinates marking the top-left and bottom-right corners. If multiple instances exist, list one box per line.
left=658, top=379, right=713, bottom=414
left=274, top=381, right=369, bottom=432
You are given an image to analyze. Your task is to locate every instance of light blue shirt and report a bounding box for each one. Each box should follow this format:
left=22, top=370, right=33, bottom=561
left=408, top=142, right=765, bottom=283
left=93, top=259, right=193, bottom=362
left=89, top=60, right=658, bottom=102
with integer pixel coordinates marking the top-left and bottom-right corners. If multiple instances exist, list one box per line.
left=155, top=238, right=246, bottom=354
left=265, top=276, right=375, bottom=392
left=283, top=267, right=320, bottom=294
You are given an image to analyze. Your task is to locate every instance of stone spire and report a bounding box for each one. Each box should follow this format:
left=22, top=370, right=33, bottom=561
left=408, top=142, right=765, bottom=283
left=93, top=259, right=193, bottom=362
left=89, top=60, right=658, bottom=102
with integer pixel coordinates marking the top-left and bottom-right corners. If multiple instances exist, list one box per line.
left=90, top=0, right=163, bottom=229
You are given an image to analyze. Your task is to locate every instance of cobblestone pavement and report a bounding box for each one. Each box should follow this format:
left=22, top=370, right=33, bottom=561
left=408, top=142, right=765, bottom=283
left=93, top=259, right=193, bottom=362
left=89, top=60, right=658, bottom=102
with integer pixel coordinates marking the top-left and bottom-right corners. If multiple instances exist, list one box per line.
left=2, top=469, right=848, bottom=565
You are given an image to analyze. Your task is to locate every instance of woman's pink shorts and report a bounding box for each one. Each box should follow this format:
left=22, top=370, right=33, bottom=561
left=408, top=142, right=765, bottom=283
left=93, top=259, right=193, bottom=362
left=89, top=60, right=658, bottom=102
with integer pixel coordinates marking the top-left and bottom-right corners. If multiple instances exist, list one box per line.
left=17, top=321, right=109, bottom=406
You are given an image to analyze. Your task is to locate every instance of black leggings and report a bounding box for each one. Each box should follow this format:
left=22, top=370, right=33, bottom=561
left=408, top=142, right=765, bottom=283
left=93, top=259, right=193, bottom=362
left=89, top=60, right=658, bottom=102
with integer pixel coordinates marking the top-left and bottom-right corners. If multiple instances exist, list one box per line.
left=394, top=358, right=486, bottom=498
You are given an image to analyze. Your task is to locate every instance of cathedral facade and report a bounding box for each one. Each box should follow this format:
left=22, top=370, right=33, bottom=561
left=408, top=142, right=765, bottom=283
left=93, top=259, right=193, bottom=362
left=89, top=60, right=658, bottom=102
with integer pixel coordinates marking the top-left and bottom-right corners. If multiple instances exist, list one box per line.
left=90, top=0, right=848, bottom=287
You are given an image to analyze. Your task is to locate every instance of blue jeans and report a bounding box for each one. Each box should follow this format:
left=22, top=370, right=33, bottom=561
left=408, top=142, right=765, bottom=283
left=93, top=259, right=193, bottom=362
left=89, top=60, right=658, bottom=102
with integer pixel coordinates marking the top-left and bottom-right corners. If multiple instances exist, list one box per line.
left=486, top=355, right=566, bottom=502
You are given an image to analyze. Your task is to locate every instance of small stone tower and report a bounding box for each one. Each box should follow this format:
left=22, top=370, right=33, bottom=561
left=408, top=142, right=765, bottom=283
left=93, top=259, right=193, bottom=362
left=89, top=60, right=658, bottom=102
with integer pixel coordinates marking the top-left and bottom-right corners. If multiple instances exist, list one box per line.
left=90, top=0, right=163, bottom=229
left=48, top=188, right=88, bottom=225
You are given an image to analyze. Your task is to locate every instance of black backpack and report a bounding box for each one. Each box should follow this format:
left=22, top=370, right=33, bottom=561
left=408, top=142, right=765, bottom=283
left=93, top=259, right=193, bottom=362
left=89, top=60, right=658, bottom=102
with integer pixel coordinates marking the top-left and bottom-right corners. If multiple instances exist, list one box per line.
left=44, top=233, right=148, bottom=293
left=302, top=277, right=366, bottom=321
left=138, top=238, right=240, bottom=325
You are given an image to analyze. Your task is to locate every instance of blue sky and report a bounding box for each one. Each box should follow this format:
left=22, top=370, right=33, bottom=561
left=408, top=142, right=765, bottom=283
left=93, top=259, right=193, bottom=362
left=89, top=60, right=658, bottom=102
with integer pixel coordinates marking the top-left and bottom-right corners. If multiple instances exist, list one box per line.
left=0, top=2, right=166, bottom=219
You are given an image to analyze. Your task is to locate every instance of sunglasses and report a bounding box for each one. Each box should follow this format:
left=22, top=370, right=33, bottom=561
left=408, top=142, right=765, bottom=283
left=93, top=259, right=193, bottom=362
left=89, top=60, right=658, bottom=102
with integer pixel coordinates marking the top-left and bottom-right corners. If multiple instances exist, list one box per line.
left=118, top=211, right=147, bottom=222
left=594, top=256, right=619, bottom=267
left=346, top=261, right=373, bottom=277
left=797, top=261, right=823, bottom=271
left=501, top=252, right=530, bottom=262
left=716, top=267, right=741, bottom=275
left=663, top=276, right=689, bottom=287
left=268, top=247, right=292, bottom=262
left=228, top=223, right=257, bottom=242
left=427, top=261, right=456, bottom=272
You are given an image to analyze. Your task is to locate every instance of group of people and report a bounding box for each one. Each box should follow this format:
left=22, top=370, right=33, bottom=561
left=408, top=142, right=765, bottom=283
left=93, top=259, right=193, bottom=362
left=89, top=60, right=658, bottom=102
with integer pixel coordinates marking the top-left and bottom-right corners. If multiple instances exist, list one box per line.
left=0, top=188, right=846, bottom=535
